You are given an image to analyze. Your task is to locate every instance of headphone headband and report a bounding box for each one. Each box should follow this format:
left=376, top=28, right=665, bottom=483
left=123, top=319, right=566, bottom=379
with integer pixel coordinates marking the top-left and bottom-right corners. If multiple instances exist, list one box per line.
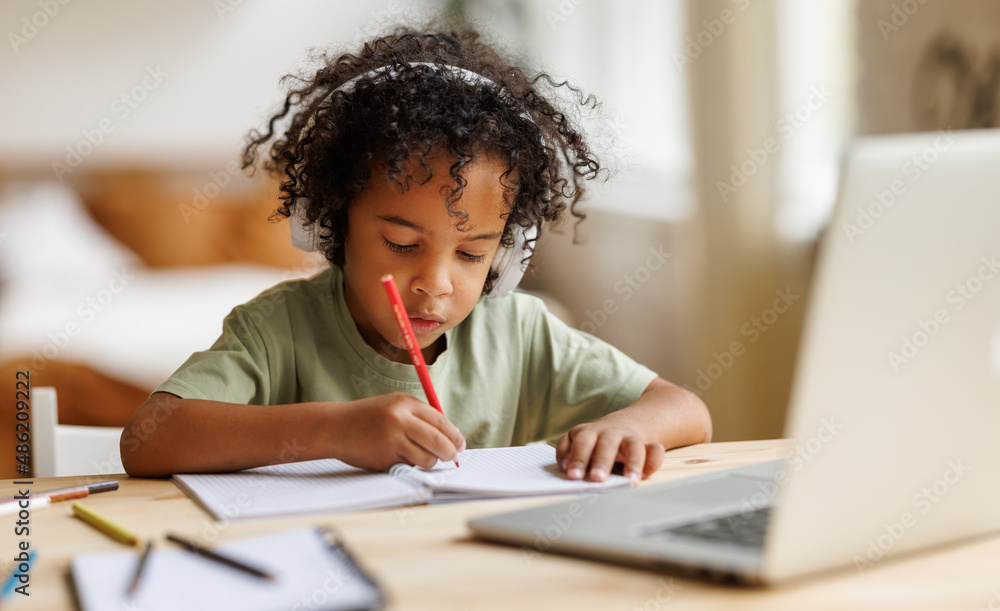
left=334, top=62, right=512, bottom=98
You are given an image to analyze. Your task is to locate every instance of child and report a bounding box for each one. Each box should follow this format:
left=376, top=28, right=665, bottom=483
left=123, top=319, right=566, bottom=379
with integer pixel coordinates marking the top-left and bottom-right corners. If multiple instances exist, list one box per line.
left=120, top=26, right=711, bottom=482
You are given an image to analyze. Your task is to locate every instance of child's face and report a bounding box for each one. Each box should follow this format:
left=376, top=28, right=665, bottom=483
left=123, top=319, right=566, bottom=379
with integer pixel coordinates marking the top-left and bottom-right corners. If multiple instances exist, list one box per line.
left=341, top=154, right=509, bottom=364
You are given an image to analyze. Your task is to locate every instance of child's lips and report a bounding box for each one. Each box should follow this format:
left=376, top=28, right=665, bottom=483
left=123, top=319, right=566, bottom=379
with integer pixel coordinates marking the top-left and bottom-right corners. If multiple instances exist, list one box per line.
left=409, top=314, right=443, bottom=335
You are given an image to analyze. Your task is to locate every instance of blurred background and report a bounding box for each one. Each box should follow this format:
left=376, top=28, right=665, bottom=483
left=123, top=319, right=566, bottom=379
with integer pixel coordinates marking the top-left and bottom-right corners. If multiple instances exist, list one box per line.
left=1, top=0, right=998, bottom=468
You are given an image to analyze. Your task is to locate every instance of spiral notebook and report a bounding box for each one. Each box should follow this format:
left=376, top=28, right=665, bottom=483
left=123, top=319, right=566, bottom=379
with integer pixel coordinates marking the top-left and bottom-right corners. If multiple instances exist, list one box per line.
left=173, top=445, right=632, bottom=521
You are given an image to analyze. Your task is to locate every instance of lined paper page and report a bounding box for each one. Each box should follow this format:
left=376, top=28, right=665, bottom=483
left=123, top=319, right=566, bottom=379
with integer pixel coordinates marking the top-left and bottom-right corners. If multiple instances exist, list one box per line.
left=173, top=447, right=631, bottom=520
left=424, top=445, right=633, bottom=498
left=174, top=458, right=430, bottom=521
left=72, top=528, right=381, bottom=611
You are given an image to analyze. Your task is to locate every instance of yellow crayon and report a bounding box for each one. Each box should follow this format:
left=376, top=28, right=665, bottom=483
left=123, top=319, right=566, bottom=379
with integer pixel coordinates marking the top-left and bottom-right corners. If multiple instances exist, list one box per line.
left=71, top=503, right=139, bottom=546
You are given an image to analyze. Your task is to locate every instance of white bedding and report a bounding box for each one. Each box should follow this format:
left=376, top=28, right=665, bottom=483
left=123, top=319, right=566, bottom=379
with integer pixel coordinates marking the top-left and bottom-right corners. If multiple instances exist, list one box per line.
left=0, top=181, right=323, bottom=389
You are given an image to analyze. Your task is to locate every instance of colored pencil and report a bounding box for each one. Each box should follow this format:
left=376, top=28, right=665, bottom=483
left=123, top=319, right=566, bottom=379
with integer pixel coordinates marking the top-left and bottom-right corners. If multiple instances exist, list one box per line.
left=71, top=503, right=139, bottom=546
left=0, top=496, right=51, bottom=517
left=127, top=541, right=153, bottom=597
left=381, top=274, right=460, bottom=467
left=0, top=480, right=118, bottom=505
left=166, top=533, right=274, bottom=580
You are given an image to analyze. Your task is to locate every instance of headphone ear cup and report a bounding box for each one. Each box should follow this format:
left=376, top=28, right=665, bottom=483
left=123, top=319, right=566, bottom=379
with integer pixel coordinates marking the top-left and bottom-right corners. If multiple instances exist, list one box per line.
left=290, top=201, right=320, bottom=252
left=488, top=224, right=538, bottom=298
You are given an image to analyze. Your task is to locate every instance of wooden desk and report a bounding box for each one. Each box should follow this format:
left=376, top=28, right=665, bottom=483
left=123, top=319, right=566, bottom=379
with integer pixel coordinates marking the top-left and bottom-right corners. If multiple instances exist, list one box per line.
left=3, top=440, right=999, bottom=610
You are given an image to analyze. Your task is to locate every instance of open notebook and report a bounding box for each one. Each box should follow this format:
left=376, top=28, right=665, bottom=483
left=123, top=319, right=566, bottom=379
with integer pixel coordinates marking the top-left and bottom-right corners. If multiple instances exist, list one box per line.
left=173, top=445, right=632, bottom=521
left=71, top=527, right=383, bottom=611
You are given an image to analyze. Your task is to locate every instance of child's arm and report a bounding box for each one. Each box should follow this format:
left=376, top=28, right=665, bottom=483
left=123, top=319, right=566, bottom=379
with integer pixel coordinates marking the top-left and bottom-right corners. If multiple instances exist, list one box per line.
left=554, top=377, right=711, bottom=484
left=120, top=391, right=466, bottom=477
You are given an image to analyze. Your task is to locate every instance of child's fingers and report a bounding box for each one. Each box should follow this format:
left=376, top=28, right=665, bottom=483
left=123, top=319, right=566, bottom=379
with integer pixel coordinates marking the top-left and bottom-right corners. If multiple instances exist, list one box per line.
left=401, top=408, right=465, bottom=464
left=396, top=428, right=457, bottom=468
left=641, top=442, right=666, bottom=478
left=560, top=428, right=599, bottom=480
left=616, top=437, right=647, bottom=484
left=411, top=403, right=466, bottom=454
left=395, top=436, right=447, bottom=469
left=586, top=434, right=626, bottom=482
left=555, top=432, right=572, bottom=465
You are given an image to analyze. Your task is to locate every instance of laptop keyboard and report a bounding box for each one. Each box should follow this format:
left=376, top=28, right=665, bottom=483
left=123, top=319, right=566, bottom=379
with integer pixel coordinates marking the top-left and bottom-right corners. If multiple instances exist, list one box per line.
left=666, top=506, right=772, bottom=548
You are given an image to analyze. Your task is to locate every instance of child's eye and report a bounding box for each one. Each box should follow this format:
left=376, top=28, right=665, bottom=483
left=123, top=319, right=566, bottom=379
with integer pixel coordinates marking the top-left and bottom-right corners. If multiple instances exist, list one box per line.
left=383, top=239, right=415, bottom=254
left=459, top=251, right=487, bottom=263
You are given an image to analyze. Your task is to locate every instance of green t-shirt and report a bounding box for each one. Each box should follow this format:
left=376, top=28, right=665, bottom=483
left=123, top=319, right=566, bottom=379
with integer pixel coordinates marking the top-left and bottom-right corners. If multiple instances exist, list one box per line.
left=155, top=267, right=657, bottom=448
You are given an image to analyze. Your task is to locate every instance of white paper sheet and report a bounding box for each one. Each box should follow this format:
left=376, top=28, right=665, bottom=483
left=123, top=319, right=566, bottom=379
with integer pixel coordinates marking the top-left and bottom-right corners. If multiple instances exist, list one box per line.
left=71, top=528, right=382, bottom=611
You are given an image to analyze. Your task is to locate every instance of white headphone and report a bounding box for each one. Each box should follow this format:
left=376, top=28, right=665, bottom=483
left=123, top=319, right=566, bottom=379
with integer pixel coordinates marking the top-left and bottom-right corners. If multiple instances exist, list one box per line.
left=289, top=62, right=538, bottom=298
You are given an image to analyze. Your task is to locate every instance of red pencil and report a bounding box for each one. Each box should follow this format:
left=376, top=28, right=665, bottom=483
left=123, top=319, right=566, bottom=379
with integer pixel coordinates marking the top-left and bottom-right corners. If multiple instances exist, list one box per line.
left=381, top=274, right=460, bottom=467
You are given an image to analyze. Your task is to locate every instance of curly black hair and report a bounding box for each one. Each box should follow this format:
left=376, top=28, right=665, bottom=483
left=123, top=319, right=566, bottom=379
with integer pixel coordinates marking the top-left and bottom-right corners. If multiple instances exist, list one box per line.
left=242, top=25, right=603, bottom=294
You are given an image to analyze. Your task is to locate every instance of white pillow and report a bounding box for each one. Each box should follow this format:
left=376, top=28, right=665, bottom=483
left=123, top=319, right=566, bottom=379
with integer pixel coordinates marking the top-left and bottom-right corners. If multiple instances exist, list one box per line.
left=0, top=181, right=142, bottom=286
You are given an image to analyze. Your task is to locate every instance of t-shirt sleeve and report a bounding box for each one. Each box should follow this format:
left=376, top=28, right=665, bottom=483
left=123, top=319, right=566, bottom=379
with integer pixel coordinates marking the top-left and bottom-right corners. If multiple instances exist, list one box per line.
left=153, top=305, right=271, bottom=404
left=516, top=298, right=658, bottom=444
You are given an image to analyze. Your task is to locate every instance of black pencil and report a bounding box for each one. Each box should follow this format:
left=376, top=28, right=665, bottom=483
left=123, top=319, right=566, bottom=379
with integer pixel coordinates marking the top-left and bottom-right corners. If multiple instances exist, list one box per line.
left=126, top=541, right=153, bottom=597
left=165, top=533, right=274, bottom=580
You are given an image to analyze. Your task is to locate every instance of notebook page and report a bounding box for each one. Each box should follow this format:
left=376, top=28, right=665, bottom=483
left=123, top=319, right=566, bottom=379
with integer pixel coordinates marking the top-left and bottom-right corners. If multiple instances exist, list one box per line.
left=422, top=445, right=633, bottom=498
left=174, top=458, right=431, bottom=520
left=72, top=527, right=382, bottom=611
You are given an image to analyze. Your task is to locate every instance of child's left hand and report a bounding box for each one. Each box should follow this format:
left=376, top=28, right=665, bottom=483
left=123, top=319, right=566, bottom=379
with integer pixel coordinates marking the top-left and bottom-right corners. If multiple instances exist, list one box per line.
left=555, top=420, right=665, bottom=484
left=555, top=377, right=711, bottom=484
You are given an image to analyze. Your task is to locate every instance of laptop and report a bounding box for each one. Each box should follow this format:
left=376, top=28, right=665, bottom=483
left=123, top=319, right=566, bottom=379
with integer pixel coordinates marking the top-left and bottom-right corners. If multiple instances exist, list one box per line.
left=468, top=128, right=1000, bottom=584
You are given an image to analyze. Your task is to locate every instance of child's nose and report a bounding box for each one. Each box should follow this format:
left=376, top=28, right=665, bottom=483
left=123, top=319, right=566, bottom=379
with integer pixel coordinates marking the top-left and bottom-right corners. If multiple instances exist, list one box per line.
left=410, top=259, right=453, bottom=297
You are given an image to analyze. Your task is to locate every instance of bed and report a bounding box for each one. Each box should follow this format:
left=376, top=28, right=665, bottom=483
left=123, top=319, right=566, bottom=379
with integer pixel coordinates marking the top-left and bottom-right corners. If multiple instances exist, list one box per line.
left=0, top=171, right=324, bottom=477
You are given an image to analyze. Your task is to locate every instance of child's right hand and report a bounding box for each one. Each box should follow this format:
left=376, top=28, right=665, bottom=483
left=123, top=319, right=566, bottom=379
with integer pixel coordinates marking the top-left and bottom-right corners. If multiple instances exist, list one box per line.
left=326, top=392, right=466, bottom=471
